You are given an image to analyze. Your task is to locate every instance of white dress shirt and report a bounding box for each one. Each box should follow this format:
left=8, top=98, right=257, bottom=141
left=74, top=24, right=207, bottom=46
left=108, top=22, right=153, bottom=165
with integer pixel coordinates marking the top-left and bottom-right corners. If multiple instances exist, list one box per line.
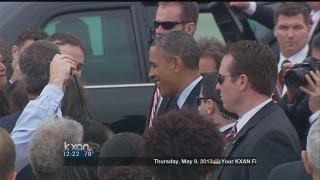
left=177, top=76, right=203, bottom=109
left=235, top=99, right=272, bottom=135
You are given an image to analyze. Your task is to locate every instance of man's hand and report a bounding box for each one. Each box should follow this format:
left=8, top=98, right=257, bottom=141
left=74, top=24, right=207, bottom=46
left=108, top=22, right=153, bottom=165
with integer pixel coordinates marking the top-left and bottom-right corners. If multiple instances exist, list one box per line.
left=300, top=70, right=320, bottom=113
left=49, top=54, right=77, bottom=91
left=229, top=2, right=250, bottom=10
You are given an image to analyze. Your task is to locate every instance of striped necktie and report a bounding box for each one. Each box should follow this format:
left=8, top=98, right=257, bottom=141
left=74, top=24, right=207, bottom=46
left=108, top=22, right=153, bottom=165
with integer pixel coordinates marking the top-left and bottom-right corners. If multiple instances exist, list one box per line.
left=149, top=87, right=160, bottom=127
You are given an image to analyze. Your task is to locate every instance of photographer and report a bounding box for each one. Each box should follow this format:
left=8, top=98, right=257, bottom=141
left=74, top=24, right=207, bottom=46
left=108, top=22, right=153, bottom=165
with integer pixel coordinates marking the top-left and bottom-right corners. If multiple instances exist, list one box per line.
left=278, top=33, right=320, bottom=149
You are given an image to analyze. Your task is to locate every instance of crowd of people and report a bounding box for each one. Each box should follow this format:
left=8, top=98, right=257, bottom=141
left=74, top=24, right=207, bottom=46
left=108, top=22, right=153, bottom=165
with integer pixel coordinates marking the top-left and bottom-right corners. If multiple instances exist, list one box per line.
left=0, top=1, right=320, bottom=180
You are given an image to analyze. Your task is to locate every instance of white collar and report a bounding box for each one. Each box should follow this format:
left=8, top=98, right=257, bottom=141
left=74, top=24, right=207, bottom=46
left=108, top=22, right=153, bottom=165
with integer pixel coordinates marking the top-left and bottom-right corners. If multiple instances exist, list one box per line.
left=177, top=76, right=202, bottom=108
left=236, top=99, right=272, bottom=135
left=219, top=122, right=236, bottom=133
left=278, top=44, right=309, bottom=72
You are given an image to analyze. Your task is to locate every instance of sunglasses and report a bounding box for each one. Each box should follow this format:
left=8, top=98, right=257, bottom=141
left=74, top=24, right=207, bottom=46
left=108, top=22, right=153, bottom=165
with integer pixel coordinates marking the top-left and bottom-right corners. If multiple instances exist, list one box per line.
left=153, top=20, right=192, bottom=30
left=217, top=73, right=242, bottom=84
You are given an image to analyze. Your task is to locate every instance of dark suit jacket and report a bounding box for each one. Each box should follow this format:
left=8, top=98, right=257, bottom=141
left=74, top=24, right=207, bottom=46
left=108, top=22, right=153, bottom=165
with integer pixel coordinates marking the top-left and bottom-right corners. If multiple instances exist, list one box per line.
left=278, top=92, right=312, bottom=149
left=157, top=79, right=201, bottom=115
left=250, top=4, right=274, bottom=29
left=267, top=160, right=312, bottom=180
left=0, top=111, right=22, bottom=133
left=213, top=101, right=301, bottom=180
left=145, top=79, right=201, bottom=127
left=0, top=111, right=36, bottom=180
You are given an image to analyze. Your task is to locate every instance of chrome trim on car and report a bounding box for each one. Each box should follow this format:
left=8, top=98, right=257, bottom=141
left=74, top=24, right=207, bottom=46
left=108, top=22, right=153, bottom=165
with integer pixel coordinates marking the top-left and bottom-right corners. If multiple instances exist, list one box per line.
left=84, top=83, right=155, bottom=89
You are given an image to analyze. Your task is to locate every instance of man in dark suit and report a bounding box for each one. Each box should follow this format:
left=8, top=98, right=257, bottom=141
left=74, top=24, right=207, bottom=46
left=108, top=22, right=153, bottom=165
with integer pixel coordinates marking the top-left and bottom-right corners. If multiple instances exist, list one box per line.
left=146, top=2, right=199, bottom=128
left=212, top=40, right=301, bottom=180
left=197, top=72, right=238, bottom=135
left=229, top=2, right=320, bottom=44
left=146, top=30, right=202, bottom=127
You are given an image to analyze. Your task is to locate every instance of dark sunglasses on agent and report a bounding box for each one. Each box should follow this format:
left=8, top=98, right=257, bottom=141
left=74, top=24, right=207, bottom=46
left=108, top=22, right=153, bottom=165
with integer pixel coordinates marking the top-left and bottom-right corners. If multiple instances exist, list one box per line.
left=153, top=19, right=192, bottom=30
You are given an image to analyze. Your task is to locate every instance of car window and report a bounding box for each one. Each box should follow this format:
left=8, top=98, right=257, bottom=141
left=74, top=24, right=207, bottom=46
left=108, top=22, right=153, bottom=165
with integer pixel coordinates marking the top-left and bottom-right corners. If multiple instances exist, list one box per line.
left=194, top=12, right=226, bottom=45
left=44, top=9, right=141, bottom=85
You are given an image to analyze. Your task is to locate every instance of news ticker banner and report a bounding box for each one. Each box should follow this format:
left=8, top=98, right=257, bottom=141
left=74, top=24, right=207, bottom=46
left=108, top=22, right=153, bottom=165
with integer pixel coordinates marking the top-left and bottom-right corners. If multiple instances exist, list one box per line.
left=63, top=153, right=257, bottom=166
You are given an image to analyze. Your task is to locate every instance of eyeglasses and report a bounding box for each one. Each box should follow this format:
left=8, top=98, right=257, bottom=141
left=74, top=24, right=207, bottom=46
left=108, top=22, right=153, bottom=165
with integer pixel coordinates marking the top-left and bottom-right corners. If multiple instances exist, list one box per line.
left=196, top=96, right=212, bottom=106
left=217, top=73, right=242, bottom=84
left=153, top=20, right=192, bottom=30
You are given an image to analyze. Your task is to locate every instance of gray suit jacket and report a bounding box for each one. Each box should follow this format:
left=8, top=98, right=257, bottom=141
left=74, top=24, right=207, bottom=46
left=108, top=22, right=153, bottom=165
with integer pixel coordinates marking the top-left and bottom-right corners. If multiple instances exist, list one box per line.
left=213, top=101, right=301, bottom=180
left=267, top=160, right=312, bottom=180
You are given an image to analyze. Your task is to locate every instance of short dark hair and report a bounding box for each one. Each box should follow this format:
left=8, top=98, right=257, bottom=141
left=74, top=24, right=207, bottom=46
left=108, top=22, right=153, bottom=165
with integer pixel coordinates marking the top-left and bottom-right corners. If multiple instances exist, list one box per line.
left=0, top=127, right=16, bottom=179
left=143, top=108, right=224, bottom=180
left=151, top=30, right=200, bottom=70
left=274, top=3, right=311, bottom=26
left=99, top=132, right=144, bottom=179
left=226, top=40, right=277, bottom=97
left=311, top=33, right=320, bottom=51
left=158, top=2, right=199, bottom=26
left=15, top=27, right=49, bottom=48
left=19, top=40, right=60, bottom=96
left=49, top=32, right=86, bottom=55
left=198, top=37, right=225, bottom=70
left=201, top=72, right=238, bottom=120
left=101, top=166, right=153, bottom=180
left=72, top=115, right=114, bottom=146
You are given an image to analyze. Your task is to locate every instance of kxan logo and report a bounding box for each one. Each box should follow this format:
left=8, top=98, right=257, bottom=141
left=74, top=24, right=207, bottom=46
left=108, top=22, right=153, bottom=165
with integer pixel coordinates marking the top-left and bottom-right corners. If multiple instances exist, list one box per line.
left=64, top=142, right=91, bottom=151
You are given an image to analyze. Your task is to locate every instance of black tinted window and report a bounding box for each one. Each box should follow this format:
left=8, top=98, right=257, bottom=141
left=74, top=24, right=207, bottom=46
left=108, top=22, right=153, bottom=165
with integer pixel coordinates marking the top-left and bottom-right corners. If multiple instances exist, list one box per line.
left=45, top=9, right=141, bottom=85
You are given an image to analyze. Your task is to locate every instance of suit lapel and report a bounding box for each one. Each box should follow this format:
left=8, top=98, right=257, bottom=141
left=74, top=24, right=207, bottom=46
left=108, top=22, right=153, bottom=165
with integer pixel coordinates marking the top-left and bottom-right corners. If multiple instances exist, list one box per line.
left=182, top=80, right=201, bottom=109
left=157, top=96, right=177, bottom=116
left=214, top=101, right=277, bottom=179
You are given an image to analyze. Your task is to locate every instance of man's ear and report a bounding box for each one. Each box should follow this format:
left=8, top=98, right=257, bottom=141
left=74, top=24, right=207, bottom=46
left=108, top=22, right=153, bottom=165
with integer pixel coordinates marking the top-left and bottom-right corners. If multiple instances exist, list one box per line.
left=207, top=99, right=215, bottom=114
left=172, top=56, right=183, bottom=72
left=301, top=150, right=313, bottom=175
left=184, top=22, right=196, bottom=36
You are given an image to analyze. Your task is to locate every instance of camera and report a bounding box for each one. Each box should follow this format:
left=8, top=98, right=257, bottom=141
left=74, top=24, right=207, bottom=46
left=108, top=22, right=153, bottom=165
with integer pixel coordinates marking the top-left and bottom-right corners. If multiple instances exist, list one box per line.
left=284, top=57, right=320, bottom=88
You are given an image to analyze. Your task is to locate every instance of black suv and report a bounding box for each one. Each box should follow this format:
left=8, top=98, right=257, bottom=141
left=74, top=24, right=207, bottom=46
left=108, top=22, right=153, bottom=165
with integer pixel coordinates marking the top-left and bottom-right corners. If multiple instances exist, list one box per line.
left=0, top=2, right=280, bottom=134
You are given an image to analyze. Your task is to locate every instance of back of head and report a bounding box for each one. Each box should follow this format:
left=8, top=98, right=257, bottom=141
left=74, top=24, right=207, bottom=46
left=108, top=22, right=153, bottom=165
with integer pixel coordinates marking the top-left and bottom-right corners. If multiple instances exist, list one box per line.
left=201, top=72, right=238, bottom=120
left=306, top=119, right=320, bottom=176
left=73, top=115, right=114, bottom=146
left=28, top=117, right=83, bottom=180
left=151, top=30, right=200, bottom=70
left=16, top=27, right=49, bottom=49
left=19, top=40, right=60, bottom=96
left=225, top=40, right=277, bottom=97
left=102, top=166, right=153, bottom=180
left=274, top=3, right=310, bottom=25
left=143, top=108, right=224, bottom=180
left=0, top=127, right=16, bottom=179
left=49, top=32, right=86, bottom=55
left=198, top=37, right=225, bottom=70
left=98, top=132, right=144, bottom=178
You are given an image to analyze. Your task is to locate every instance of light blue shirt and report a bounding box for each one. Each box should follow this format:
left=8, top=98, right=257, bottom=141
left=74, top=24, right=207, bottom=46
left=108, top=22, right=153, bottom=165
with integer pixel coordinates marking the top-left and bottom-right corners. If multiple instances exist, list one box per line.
left=177, top=76, right=202, bottom=109
left=10, top=84, right=63, bottom=173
